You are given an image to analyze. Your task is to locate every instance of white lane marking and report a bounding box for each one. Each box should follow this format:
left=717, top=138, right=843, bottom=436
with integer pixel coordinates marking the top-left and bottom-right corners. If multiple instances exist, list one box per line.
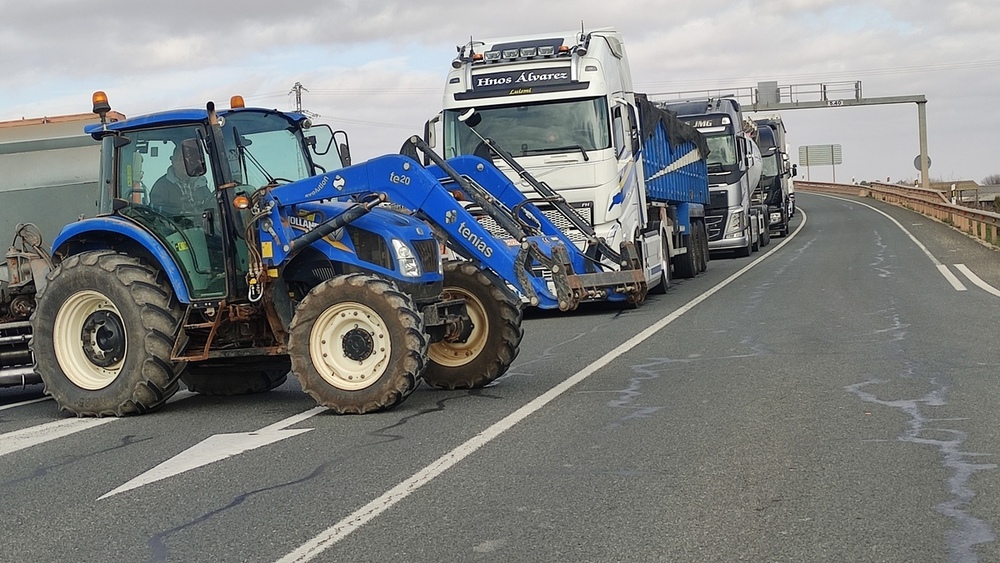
left=810, top=193, right=967, bottom=291
left=0, top=397, right=50, bottom=411
left=0, top=390, right=196, bottom=458
left=0, top=418, right=117, bottom=458
left=954, top=264, right=1000, bottom=297
left=99, top=406, right=326, bottom=500
left=274, top=212, right=809, bottom=563
left=938, top=265, right=969, bottom=292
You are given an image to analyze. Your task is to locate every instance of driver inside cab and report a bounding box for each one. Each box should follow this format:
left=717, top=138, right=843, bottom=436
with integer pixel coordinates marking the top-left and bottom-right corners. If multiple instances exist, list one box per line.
left=149, top=142, right=214, bottom=220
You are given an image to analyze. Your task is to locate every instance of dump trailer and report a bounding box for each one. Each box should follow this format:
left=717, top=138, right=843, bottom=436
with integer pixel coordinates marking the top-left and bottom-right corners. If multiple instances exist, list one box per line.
left=429, top=27, right=710, bottom=296
left=0, top=93, right=529, bottom=415
left=0, top=112, right=128, bottom=387
left=658, top=98, right=768, bottom=257
left=0, top=113, right=126, bottom=245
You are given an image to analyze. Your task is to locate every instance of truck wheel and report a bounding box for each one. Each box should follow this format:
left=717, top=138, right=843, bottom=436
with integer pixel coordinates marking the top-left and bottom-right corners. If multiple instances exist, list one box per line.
left=697, top=221, right=709, bottom=273
left=288, top=274, right=426, bottom=414
left=761, top=223, right=771, bottom=247
left=424, top=262, right=523, bottom=389
left=690, top=221, right=703, bottom=274
left=736, top=226, right=753, bottom=258
left=649, top=226, right=671, bottom=294
left=672, top=234, right=697, bottom=279
left=181, top=357, right=289, bottom=395
left=31, top=250, right=183, bottom=417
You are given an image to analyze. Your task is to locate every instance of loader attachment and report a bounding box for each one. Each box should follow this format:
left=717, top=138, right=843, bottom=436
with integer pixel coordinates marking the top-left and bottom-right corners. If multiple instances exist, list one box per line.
left=405, top=136, right=648, bottom=309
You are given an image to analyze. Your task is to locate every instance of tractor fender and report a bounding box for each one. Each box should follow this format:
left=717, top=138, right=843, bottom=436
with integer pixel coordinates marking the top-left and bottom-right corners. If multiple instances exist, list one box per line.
left=51, top=217, right=195, bottom=303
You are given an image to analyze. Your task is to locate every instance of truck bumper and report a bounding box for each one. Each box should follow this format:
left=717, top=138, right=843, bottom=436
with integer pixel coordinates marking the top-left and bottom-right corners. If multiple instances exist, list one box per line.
left=708, top=234, right=751, bottom=251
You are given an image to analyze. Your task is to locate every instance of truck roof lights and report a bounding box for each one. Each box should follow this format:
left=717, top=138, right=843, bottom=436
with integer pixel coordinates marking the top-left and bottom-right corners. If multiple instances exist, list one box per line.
left=230, top=95, right=246, bottom=109
left=480, top=43, right=567, bottom=64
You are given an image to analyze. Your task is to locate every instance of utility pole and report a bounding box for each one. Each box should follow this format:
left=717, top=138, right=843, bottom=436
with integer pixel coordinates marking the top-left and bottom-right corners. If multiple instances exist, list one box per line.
left=288, top=82, right=319, bottom=118
left=289, top=82, right=308, bottom=113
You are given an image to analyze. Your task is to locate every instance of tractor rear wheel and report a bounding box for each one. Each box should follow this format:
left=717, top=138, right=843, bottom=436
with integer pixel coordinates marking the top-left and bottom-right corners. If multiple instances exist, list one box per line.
left=181, top=357, right=290, bottom=395
left=288, top=274, right=426, bottom=414
left=31, top=250, right=183, bottom=416
left=424, top=262, right=523, bottom=389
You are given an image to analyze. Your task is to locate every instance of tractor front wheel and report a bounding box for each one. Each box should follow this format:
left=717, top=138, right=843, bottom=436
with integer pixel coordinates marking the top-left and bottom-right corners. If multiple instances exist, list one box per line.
left=423, top=262, right=523, bottom=389
left=288, top=274, right=427, bottom=414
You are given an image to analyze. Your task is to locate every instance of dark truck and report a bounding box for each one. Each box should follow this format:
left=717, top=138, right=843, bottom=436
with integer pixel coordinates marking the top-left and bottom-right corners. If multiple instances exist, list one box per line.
left=754, top=115, right=796, bottom=237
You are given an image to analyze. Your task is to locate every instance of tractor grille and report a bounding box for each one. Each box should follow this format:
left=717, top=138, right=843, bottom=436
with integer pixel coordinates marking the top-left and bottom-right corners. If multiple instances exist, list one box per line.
left=411, top=239, right=441, bottom=275
left=346, top=226, right=392, bottom=270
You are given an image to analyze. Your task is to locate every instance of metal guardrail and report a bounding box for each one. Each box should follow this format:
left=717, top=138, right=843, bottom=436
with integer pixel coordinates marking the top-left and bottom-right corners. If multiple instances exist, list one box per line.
left=797, top=181, right=1000, bottom=248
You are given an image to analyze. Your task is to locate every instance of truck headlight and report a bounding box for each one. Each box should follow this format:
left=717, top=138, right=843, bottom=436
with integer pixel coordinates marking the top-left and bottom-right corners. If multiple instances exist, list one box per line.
left=724, top=211, right=744, bottom=238
left=391, top=239, right=421, bottom=277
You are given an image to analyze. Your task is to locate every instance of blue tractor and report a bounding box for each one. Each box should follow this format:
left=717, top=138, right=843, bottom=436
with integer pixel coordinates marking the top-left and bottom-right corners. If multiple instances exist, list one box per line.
left=19, top=93, right=523, bottom=416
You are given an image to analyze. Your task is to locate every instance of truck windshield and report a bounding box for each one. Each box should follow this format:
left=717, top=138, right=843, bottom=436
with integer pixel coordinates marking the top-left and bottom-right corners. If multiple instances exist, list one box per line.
left=443, top=98, right=611, bottom=158
left=761, top=154, right=778, bottom=178
left=219, top=112, right=313, bottom=186
left=704, top=134, right=736, bottom=169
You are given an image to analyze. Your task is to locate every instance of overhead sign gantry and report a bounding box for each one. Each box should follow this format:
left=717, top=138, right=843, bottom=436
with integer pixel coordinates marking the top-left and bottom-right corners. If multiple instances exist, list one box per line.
left=650, top=81, right=931, bottom=189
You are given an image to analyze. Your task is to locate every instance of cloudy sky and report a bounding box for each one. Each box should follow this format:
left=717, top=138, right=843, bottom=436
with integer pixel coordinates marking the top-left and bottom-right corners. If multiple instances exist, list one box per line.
left=3, top=0, right=998, bottom=184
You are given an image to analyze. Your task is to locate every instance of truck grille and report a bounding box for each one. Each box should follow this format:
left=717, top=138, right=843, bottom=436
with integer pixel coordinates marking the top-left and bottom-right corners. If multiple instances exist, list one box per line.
left=472, top=203, right=593, bottom=247
left=705, top=214, right=724, bottom=241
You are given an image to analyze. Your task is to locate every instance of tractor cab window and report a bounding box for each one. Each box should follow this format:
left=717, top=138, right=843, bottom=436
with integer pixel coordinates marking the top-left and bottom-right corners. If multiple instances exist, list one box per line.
left=219, top=111, right=315, bottom=187
left=116, top=127, right=228, bottom=299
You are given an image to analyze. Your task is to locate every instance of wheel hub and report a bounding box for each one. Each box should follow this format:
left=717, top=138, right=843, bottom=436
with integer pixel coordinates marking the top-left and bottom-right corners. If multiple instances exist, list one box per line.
left=81, top=310, right=126, bottom=367
left=342, top=327, right=375, bottom=362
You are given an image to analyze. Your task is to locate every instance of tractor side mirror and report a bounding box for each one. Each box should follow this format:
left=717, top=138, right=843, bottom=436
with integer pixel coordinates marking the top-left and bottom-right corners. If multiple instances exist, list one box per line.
left=180, top=138, right=207, bottom=177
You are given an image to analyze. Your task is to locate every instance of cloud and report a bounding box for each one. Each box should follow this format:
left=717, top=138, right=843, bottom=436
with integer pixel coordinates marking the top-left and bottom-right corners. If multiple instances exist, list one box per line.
left=2, top=0, right=1000, bottom=182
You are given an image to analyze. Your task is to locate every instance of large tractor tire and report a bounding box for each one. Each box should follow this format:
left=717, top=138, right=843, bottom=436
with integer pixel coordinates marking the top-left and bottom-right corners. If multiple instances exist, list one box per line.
left=288, top=274, right=427, bottom=414
left=31, top=250, right=183, bottom=417
left=424, top=262, right=523, bottom=389
left=181, top=356, right=290, bottom=395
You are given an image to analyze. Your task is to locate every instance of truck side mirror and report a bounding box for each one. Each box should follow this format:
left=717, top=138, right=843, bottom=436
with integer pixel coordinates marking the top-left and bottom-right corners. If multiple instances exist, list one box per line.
left=791, top=163, right=798, bottom=177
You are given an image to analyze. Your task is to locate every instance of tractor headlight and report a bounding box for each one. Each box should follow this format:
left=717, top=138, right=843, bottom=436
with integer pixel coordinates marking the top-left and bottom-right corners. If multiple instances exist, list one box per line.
left=391, top=239, right=421, bottom=277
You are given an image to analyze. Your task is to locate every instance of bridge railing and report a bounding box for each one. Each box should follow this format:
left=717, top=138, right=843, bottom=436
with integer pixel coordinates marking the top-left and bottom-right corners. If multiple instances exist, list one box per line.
left=797, top=180, right=1000, bottom=248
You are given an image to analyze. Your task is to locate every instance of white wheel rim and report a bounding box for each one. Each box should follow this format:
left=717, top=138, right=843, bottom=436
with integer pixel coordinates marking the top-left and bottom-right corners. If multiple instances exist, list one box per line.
left=309, top=302, right=390, bottom=391
left=53, top=290, right=126, bottom=390
left=429, top=286, right=488, bottom=368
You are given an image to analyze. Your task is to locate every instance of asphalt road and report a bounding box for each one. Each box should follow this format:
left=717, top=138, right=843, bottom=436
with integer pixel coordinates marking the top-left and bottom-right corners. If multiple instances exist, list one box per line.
left=2, top=192, right=999, bottom=563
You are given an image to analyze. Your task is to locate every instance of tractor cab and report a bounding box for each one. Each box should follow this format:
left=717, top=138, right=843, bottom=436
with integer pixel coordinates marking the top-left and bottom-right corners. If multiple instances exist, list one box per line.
left=84, top=92, right=340, bottom=302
